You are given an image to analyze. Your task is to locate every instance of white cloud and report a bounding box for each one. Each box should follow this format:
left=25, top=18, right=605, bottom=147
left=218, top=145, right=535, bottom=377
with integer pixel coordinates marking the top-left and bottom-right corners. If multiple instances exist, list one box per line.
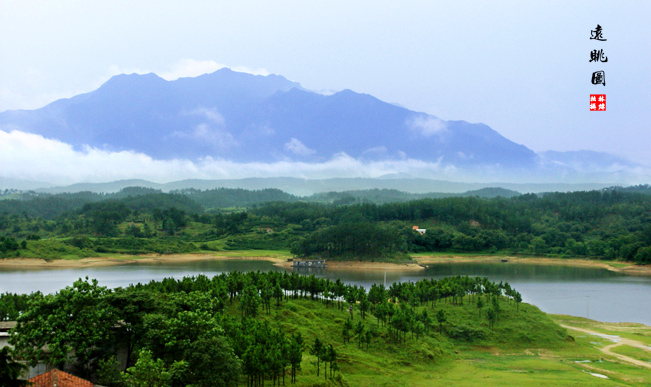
left=2, top=130, right=649, bottom=187
left=106, top=60, right=221, bottom=81
left=169, top=124, right=238, bottom=150
left=361, top=146, right=391, bottom=159
left=284, top=138, right=316, bottom=156
left=229, top=65, right=270, bottom=77
left=194, top=124, right=238, bottom=148
left=171, top=107, right=237, bottom=149
left=0, top=129, right=457, bottom=185
left=0, top=129, right=198, bottom=185
left=312, top=89, right=339, bottom=96
left=406, top=115, right=448, bottom=137
left=184, top=107, right=226, bottom=125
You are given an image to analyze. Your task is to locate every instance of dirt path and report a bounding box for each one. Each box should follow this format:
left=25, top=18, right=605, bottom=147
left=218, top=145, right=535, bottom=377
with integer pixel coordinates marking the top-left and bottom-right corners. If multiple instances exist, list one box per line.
left=561, top=324, right=651, bottom=369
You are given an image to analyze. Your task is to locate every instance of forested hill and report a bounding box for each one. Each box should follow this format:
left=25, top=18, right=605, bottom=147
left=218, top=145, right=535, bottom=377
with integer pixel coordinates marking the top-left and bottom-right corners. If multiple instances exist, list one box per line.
left=608, top=184, right=651, bottom=195
left=305, top=187, right=521, bottom=205
left=1, top=273, right=568, bottom=386
left=0, top=187, right=295, bottom=218
left=0, top=186, right=650, bottom=263
left=0, top=186, right=518, bottom=217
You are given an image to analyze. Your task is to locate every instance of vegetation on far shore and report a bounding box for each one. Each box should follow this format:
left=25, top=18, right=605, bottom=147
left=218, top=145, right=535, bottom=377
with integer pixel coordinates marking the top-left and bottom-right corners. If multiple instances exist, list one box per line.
left=3, top=186, right=651, bottom=386
left=0, top=186, right=650, bottom=265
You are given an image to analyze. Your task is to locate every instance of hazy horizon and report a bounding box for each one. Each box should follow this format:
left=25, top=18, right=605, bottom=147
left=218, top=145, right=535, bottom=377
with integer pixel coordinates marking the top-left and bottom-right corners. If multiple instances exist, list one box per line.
left=1, top=1, right=649, bottom=186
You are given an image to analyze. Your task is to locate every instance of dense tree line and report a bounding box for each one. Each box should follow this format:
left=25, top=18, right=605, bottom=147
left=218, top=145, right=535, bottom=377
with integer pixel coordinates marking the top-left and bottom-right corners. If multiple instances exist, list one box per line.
left=0, top=186, right=521, bottom=218
left=253, top=190, right=651, bottom=263
left=1, top=186, right=650, bottom=263
left=1, top=272, right=523, bottom=386
left=0, top=187, right=287, bottom=220
left=0, top=189, right=199, bottom=221
left=0, top=236, right=24, bottom=255
left=611, top=184, right=651, bottom=195
left=0, top=293, right=36, bottom=321
left=173, top=188, right=298, bottom=210
left=290, top=222, right=409, bottom=260
left=308, top=187, right=521, bottom=205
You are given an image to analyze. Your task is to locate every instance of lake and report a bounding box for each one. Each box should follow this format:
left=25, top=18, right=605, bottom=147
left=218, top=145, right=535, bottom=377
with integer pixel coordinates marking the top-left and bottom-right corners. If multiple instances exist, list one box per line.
left=1, top=260, right=649, bottom=325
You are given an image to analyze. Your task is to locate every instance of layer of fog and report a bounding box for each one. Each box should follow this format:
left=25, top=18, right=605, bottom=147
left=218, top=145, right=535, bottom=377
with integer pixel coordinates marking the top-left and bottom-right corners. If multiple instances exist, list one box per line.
left=1, top=129, right=648, bottom=187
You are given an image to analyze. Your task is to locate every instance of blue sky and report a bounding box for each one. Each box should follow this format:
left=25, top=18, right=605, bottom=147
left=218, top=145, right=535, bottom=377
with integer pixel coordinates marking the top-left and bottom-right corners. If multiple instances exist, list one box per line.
left=0, top=1, right=649, bottom=184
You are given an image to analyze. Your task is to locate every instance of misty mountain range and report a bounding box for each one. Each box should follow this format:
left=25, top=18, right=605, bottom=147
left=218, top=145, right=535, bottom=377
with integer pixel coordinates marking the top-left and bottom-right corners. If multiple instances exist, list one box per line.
left=0, top=68, right=641, bottom=191
left=1, top=68, right=635, bottom=168
left=0, top=177, right=614, bottom=197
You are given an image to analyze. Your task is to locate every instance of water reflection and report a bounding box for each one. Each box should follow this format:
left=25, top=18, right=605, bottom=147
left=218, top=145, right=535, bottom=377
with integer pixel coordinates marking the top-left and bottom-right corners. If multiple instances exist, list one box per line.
left=291, top=267, right=327, bottom=276
left=0, top=260, right=649, bottom=325
left=421, top=262, right=623, bottom=281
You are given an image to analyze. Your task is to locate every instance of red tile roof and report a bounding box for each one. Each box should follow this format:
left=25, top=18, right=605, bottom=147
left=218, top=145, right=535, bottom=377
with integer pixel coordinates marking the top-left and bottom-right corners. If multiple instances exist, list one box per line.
left=28, top=369, right=94, bottom=387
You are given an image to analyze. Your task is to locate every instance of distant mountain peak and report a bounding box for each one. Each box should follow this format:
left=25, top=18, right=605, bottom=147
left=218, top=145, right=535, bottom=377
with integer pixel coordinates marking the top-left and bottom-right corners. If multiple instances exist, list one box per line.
left=0, top=69, right=560, bottom=173
left=100, top=72, right=166, bottom=88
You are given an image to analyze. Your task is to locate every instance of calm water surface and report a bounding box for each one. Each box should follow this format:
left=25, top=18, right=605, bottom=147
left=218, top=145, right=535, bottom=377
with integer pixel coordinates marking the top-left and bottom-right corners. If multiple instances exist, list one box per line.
left=0, top=260, right=649, bottom=325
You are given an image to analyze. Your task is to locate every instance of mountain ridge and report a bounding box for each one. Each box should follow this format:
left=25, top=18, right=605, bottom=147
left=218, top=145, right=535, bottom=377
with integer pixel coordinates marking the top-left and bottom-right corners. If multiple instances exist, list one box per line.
left=0, top=69, right=539, bottom=167
left=18, top=177, right=617, bottom=196
left=0, top=68, right=642, bottom=184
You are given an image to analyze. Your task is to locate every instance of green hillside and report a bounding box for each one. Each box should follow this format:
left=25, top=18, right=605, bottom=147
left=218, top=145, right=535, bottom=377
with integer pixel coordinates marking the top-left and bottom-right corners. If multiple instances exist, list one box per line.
left=4, top=273, right=648, bottom=386
left=2, top=186, right=651, bottom=264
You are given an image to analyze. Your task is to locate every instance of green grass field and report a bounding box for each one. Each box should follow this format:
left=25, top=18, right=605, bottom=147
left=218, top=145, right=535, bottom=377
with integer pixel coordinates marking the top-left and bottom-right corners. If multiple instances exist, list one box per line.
left=211, top=249, right=292, bottom=259
left=229, top=295, right=651, bottom=386
left=611, top=345, right=651, bottom=363
left=553, top=315, right=651, bottom=347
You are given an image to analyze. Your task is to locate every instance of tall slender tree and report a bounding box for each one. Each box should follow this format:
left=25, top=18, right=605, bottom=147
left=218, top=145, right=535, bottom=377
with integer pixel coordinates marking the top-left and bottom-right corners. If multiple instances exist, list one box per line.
left=310, top=338, right=324, bottom=377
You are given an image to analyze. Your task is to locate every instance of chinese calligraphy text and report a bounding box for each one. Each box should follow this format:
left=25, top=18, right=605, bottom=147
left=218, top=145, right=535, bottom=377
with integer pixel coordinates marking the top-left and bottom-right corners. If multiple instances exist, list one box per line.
left=589, top=49, right=608, bottom=63
left=590, top=24, right=607, bottom=41
left=591, top=71, right=606, bottom=86
left=589, top=25, right=607, bottom=110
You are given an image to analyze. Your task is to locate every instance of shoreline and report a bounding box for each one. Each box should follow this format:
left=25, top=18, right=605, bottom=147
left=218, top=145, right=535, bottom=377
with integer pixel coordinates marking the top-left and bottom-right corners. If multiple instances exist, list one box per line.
left=0, top=254, right=426, bottom=272
left=412, top=254, right=651, bottom=276
left=287, top=260, right=426, bottom=272
left=0, top=254, right=287, bottom=269
left=0, top=253, right=649, bottom=276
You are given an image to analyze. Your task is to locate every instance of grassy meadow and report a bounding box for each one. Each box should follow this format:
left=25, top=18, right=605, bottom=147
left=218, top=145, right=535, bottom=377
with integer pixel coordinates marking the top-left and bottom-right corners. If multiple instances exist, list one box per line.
left=238, top=295, right=651, bottom=386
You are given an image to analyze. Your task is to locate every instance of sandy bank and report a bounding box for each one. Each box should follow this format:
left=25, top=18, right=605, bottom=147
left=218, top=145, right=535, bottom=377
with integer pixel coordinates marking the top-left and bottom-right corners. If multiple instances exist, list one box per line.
left=412, top=254, right=651, bottom=276
left=275, top=260, right=425, bottom=272
left=1, top=253, right=648, bottom=276
left=0, top=254, right=285, bottom=269
left=0, top=254, right=424, bottom=272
